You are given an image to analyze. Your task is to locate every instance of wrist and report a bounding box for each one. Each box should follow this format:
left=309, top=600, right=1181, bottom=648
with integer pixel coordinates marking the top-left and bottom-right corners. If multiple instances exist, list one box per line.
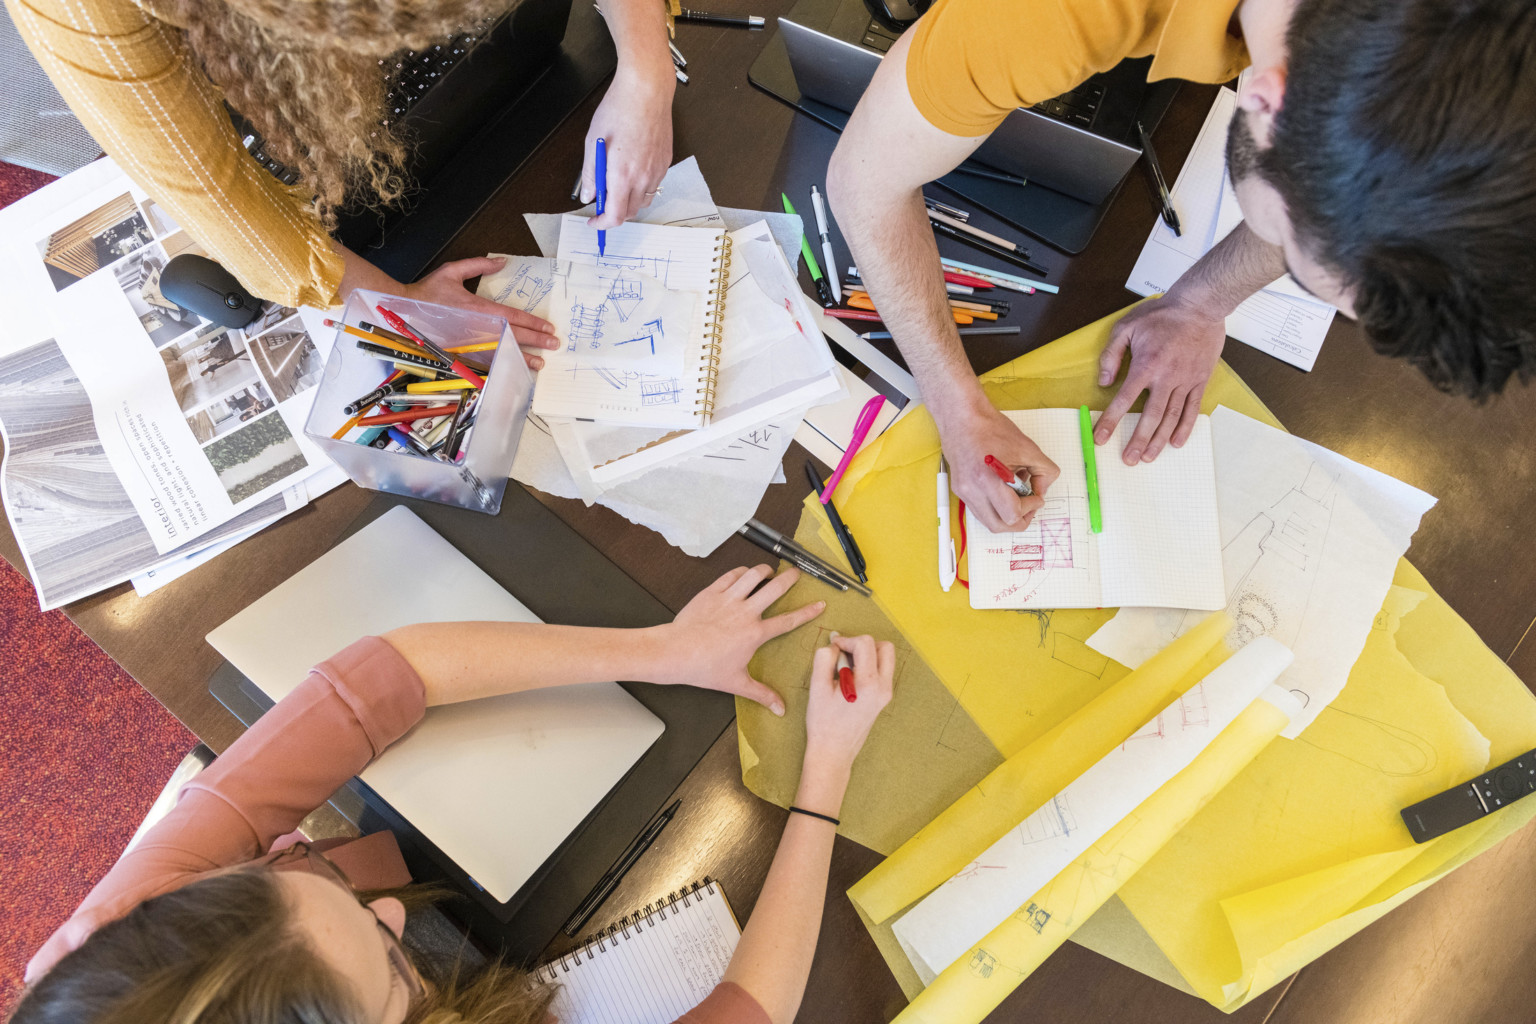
left=795, top=753, right=851, bottom=816
left=632, top=623, right=683, bottom=685
left=613, top=56, right=676, bottom=104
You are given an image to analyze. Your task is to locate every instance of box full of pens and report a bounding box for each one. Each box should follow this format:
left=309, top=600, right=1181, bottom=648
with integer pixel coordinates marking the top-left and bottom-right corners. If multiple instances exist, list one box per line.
left=303, top=289, right=535, bottom=513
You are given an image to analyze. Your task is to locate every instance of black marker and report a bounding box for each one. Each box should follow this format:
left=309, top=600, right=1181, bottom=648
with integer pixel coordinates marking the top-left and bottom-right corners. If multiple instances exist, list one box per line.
left=677, top=8, right=764, bottom=26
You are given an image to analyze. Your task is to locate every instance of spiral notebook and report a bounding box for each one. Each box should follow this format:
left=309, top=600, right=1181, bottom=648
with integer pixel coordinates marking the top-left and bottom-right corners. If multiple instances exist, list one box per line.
left=532, top=217, right=731, bottom=429
left=535, top=879, right=741, bottom=1024
left=965, top=409, right=1225, bottom=611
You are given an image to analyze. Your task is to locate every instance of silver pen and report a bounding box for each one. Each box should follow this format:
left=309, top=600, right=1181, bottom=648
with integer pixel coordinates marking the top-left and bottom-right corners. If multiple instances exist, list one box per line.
left=738, top=523, right=849, bottom=593
left=745, top=519, right=872, bottom=596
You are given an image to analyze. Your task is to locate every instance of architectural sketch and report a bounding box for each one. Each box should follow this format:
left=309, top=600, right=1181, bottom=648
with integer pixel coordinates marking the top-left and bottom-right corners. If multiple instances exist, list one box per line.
left=1221, top=462, right=1337, bottom=647
left=640, top=379, right=683, bottom=406
left=606, top=270, right=644, bottom=321
left=968, top=949, right=998, bottom=979
left=1122, top=684, right=1210, bottom=748
left=489, top=261, right=557, bottom=313
left=616, top=318, right=665, bottom=355
left=1020, top=901, right=1052, bottom=934
left=1017, top=795, right=1077, bottom=846
left=567, top=300, right=607, bottom=350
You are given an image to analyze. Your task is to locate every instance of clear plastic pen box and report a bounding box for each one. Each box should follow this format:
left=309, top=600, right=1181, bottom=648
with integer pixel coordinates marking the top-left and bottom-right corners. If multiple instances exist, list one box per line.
left=302, top=289, right=534, bottom=514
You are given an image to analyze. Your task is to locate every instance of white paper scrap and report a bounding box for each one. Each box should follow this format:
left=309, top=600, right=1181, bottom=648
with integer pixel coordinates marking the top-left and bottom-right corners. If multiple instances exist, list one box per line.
left=1088, top=406, right=1437, bottom=737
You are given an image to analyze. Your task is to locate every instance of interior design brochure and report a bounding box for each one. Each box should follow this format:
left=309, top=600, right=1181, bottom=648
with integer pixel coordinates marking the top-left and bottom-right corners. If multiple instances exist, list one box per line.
left=0, top=159, right=332, bottom=555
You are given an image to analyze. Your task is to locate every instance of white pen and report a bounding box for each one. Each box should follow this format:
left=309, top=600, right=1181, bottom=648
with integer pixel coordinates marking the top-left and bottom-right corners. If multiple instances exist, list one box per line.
left=937, top=454, right=957, bottom=592
left=810, top=184, right=842, bottom=304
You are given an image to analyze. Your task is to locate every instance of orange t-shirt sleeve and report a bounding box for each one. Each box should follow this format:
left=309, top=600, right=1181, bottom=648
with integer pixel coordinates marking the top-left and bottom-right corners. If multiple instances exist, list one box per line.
left=904, top=0, right=1150, bottom=137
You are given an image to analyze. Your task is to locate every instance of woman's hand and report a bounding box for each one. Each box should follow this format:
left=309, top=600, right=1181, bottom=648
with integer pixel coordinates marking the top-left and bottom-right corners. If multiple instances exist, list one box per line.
left=804, top=633, right=895, bottom=776
left=653, top=565, right=825, bottom=715
left=403, top=257, right=559, bottom=370
left=579, top=66, right=675, bottom=226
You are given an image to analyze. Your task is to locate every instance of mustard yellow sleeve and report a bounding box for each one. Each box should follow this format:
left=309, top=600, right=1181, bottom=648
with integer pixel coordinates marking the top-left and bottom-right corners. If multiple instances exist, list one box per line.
left=905, top=0, right=1153, bottom=137
left=5, top=0, right=345, bottom=308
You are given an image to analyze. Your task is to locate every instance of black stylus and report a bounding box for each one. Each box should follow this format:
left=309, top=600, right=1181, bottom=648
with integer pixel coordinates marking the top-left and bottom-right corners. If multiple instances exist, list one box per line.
left=563, top=799, right=682, bottom=936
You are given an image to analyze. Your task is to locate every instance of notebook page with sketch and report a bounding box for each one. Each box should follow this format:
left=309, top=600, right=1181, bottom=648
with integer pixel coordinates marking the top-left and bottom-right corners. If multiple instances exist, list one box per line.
left=534, top=217, right=729, bottom=429
left=205, top=506, right=665, bottom=903
left=965, top=410, right=1224, bottom=610
left=535, top=880, right=741, bottom=1024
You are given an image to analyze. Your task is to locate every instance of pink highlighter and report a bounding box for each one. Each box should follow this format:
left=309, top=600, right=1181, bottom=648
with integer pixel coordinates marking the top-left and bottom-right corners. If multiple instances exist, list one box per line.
left=820, top=395, right=887, bottom=503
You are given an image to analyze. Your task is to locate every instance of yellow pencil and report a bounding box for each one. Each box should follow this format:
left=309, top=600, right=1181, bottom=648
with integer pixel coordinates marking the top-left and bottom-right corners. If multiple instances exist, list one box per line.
left=446, top=341, right=499, bottom=354
left=405, top=378, right=479, bottom=394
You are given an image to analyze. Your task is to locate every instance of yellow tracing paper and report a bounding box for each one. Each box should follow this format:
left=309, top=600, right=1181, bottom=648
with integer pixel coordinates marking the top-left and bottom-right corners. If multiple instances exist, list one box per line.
left=738, top=305, right=1536, bottom=1014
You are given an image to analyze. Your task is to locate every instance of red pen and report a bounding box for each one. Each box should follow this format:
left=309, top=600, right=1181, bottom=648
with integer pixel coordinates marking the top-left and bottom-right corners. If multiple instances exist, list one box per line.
left=836, top=649, right=857, bottom=703
left=943, top=271, right=995, bottom=289
left=376, top=305, right=487, bottom=389
left=985, top=454, right=1032, bottom=497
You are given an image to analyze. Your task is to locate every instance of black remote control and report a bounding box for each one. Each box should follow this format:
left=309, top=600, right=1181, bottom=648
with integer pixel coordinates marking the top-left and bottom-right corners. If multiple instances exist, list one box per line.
left=1400, top=747, right=1536, bottom=843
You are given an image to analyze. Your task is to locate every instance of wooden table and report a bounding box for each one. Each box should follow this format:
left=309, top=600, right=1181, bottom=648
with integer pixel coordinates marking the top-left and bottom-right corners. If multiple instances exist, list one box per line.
left=6, top=5, right=1536, bottom=1022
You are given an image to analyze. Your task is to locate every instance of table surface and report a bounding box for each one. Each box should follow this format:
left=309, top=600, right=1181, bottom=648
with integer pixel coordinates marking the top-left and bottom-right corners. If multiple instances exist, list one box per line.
left=6, top=4, right=1536, bottom=1022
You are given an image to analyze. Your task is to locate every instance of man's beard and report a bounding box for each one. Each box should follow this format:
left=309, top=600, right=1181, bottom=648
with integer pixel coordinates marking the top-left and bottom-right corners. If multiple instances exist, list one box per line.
left=1226, top=108, right=1261, bottom=184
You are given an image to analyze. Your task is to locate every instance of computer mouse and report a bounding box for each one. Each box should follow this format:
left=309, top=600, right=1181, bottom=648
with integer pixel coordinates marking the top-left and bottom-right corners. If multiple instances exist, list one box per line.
left=863, top=0, right=930, bottom=32
left=159, top=254, right=264, bottom=329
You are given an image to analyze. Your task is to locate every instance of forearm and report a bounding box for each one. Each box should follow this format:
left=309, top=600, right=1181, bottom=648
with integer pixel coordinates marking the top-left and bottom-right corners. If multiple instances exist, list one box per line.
left=722, top=758, right=850, bottom=1024
left=336, top=244, right=408, bottom=303
left=601, top=0, right=676, bottom=88
left=379, top=621, right=678, bottom=706
left=830, top=178, right=986, bottom=428
left=1167, top=221, right=1287, bottom=315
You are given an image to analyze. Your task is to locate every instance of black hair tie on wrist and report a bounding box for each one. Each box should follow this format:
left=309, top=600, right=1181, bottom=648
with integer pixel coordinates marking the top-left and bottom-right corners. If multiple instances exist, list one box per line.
left=788, top=805, right=840, bottom=826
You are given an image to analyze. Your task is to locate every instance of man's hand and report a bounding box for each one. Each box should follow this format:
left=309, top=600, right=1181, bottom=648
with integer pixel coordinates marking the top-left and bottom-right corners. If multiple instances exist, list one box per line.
left=580, top=68, right=675, bottom=227
left=656, top=565, right=826, bottom=716
left=1095, top=294, right=1227, bottom=465
left=404, top=256, right=558, bottom=370
left=937, top=403, right=1061, bottom=533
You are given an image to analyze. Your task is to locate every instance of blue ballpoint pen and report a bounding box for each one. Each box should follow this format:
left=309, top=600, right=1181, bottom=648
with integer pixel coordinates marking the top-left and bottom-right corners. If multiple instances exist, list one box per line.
left=595, top=137, right=608, bottom=256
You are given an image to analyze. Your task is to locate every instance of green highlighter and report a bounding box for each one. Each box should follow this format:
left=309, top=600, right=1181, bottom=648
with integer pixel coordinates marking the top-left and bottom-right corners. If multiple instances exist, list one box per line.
left=781, top=193, right=835, bottom=306
left=1079, top=404, right=1103, bottom=533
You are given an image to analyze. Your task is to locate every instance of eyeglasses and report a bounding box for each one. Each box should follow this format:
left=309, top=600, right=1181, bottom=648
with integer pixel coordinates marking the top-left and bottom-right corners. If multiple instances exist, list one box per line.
left=252, top=843, right=427, bottom=1010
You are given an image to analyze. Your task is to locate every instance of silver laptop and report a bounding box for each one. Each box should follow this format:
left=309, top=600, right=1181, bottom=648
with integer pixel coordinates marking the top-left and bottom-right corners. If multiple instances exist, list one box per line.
left=779, top=13, right=1143, bottom=203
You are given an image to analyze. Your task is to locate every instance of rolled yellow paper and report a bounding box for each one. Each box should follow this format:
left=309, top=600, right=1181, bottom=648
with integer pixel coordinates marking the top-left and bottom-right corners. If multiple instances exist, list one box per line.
left=850, top=610, right=1233, bottom=925
left=892, top=693, right=1292, bottom=1024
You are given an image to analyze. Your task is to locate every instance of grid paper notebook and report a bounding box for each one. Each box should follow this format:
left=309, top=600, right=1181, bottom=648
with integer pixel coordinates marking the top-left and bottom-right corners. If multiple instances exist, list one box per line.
left=533, top=218, right=730, bottom=429
left=535, top=880, right=740, bottom=1024
left=965, top=410, right=1225, bottom=610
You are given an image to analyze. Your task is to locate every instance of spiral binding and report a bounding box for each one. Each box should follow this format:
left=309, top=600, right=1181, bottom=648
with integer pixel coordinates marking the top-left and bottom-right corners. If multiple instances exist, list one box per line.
left=536, top=878, right=718, bottom=982
left=692, top=234, right=732, bottom=424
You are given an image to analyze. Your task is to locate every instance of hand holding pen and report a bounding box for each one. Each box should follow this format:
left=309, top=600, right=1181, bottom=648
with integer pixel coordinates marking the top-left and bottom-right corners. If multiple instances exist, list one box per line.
left=807, top=633, right=894, bottom=772
left=939, top=406, right=1060, bottom=533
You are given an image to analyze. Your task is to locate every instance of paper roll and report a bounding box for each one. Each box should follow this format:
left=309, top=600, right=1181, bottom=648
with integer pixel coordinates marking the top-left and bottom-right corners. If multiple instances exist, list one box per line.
left=893, top=639, right=1296, bottom=981
left=850, top=609, right=1234, bottom=925
left=892, top=689, right=1295, bottom=1024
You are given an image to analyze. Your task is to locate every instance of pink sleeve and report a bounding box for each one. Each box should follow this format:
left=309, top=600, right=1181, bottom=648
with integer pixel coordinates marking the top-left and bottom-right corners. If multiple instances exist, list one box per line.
left=673, top=982, right=771, bottom=1024
left=25, top=637, right=425, bottom=981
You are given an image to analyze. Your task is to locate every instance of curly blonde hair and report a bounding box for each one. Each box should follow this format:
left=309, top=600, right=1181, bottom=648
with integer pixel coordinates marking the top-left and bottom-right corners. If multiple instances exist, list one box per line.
left=168, top=0, right=518, bottom=226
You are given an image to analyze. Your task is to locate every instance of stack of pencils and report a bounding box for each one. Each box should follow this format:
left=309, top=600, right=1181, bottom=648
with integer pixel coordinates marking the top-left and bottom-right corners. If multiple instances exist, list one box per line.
left=324, top=306, right=497, bottom=464
left=825, top=268, right=1015, bottom=326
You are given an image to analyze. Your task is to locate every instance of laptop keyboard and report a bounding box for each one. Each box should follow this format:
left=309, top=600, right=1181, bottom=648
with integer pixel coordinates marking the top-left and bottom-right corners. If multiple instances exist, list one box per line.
left=240, top=30, right=485, bottom=184
left=859, top=19, right=1104, bottom=128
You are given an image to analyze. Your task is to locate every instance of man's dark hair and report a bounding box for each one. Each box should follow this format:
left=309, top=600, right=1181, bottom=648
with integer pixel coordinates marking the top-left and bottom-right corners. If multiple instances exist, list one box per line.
left=1259, top=0, right=1536, bottom=399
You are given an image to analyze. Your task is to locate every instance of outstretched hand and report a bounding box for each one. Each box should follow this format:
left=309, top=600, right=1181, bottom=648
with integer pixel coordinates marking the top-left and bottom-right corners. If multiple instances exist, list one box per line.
left=1094, top=294, right=1226, bottom=464
left=657, top=565, right=826, bottom=716
left=405, top=256, right=559, bottom=370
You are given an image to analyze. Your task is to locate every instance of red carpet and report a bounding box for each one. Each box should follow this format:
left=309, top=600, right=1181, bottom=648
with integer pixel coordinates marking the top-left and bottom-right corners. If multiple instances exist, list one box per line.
left=0, top=160, right=196, bottom=1014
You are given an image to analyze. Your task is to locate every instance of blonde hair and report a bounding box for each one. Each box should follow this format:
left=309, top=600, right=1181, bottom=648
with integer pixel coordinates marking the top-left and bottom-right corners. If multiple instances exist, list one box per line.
left=9, top=871, right=556, bottom=1024
left=167, top=0, right=518, bottom=226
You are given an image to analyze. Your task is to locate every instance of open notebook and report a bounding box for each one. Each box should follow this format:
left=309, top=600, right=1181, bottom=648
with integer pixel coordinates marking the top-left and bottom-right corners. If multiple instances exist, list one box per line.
left=530, top=217, right=730, bottom=429
left=205, top=506, right=665, bottom=903
left=536, top=879, right=741, bottom=1024
left=965, top=409, right=1225, bottom=610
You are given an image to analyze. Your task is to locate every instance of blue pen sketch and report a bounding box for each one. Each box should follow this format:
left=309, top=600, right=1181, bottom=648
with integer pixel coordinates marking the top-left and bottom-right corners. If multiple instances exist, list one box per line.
left=640, top=379, right=683, bottom=406
left=568, top=300, right=607, bottom=351
left=585, top=368, right=683, bottom=405
left=614, top=318, right=665, bottom=355
left=606, top=271, right=644, bottom=321
left=490, top=260, right=558, bottom=312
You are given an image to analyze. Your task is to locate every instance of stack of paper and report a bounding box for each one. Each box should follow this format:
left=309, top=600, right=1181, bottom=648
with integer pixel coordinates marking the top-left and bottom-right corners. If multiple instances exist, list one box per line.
left=0, top=158, right=345, bottom=609
left=479, top=159, right=848, bottom=556
left=1126, top=87, right=1338, bottom=370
